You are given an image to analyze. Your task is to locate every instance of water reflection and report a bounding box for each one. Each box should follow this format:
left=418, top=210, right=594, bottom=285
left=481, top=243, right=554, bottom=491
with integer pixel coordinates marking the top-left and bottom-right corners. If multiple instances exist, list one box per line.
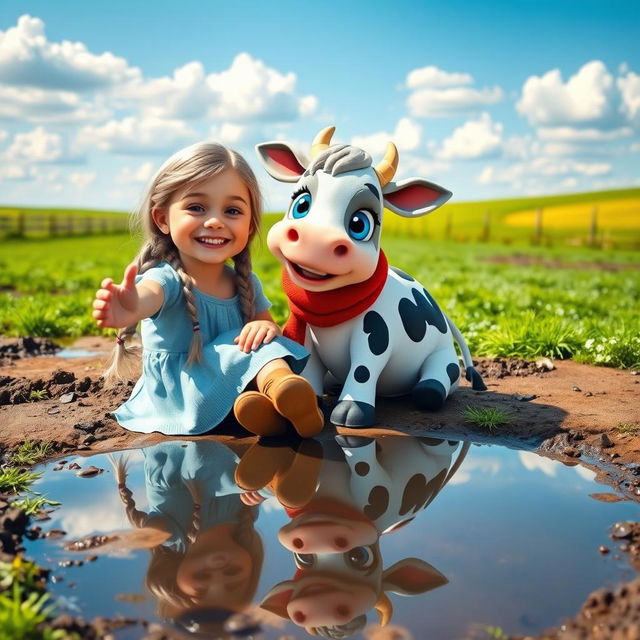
left=109, top=440, right=265, bottom=638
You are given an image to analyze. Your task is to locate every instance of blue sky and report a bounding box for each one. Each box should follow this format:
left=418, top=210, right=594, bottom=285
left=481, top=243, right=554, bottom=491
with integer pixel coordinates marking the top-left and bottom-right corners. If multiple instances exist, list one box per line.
left=1, top=0, right=638, bottom=211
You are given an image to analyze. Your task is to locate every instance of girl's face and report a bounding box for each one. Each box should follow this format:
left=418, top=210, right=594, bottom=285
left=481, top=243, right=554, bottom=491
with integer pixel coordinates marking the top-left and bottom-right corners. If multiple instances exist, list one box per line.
left=176, top=535, right=253, bottom=606
left=153, top=169, right=253, bottom=271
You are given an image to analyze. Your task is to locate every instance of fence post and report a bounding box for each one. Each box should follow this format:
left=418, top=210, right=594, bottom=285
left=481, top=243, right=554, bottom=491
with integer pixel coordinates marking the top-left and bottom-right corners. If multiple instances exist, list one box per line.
left=589, top=205, right=598, bottom=248
left=481, top=210, right=491, bottom=242
left=533, top=207, right=543, bottom=245
left=444, top=211, right=452, bottom=241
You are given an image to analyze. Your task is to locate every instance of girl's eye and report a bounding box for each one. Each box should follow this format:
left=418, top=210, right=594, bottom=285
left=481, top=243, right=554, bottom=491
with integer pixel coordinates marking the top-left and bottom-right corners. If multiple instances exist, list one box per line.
left=289, top=192, right=312, bottom=219
left=187, top=204, right=205, bottom=213
left=293, top=553, right=316, bottom=568
left=344, top=546, right=374, bottom=569
left=226, top=207, right=242, bottom=216
left=347, top=210, right=374, bottom=241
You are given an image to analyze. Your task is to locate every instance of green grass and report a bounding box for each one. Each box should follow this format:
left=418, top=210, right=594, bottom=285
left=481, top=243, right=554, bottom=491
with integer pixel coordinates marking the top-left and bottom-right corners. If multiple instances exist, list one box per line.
left=11, top=442, right=55, bottom=466
left=0, top=210, right=639, bottom=368
left=11, top=495, right=61, bottom=516
left=463, top=406, right=512, bottom=431
left=0, top=468, right=42, bottom=494
left=615, top=423, right=640, bottom=435
left=27, top=390, right=48, bottom=403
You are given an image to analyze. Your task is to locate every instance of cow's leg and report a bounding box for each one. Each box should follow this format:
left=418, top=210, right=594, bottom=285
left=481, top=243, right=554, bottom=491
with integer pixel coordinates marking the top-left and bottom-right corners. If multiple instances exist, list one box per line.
left=301, top=334, right=327, bottom=398
left=330, top=328, right=392, bottom=428
left=412, top=343, right=460, bottom=411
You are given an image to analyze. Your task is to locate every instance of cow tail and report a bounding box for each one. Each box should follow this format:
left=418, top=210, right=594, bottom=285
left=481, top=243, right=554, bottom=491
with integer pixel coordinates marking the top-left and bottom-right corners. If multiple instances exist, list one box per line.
left=444, top=313, right=487, bottom=391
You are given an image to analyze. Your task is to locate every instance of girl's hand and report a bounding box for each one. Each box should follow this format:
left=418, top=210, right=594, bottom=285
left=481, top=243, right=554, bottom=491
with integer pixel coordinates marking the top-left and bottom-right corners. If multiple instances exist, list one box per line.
left=234, top=320, right=281, bottom=352
left=92, top=263, right=140, bottom=328
left=240, top=491, right=267, bottom=506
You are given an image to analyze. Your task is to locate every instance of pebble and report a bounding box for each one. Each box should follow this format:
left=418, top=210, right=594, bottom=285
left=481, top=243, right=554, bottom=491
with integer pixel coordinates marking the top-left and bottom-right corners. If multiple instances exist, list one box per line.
left=611, top=522, right=634, bottom=539
left=59, top=393, right=76, bottom=404
left=47, top=407, right=60, bottom=415
left=599, top=433, right=614, bottom=448
left=572, top=386, right=581, bottom=392
left=599, top=545, right=610, bottom=554
left=563, top=447, right=580, bottom=458
left=584, top=391, right=593, bottom=397
left=68, top=463, right=81, bottom=470
left=46, top=529, right=67, bottom=539
left=515, top=394, right=536, bottom=401
left=75, top=466, right=103, bottom=478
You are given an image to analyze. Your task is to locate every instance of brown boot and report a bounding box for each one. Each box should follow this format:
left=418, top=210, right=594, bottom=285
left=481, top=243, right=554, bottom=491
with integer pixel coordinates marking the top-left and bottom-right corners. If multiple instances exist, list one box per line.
left=260, top=368, right=325, bottom=438
left=233, top=391, right=288, bottom=436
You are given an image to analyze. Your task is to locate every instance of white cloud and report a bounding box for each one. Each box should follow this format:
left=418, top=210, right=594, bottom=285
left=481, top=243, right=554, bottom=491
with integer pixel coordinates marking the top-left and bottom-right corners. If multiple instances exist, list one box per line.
left=448, top=456, right=502, bottom=485
left=516, top=61, right=619, bottom=127
left=537, top=126, right=633, bottom=142
left=617, top=70, right=640, bottom=124
left=0, top=14, right=140, bottom=91
left=206, top=53, right=317, bottom=123
left=0, top=130, right=7, bottom=143
left=351, top=118, right=422, bottom=155
left=209, top=122, right=253, bottom=146
left=116, top=162, right=156, bottom=185
left=6, top=126, right=64, bottom=162
left=438, top=113, right=503, bottom=160
left=76, top=116, right=197, bottom=154
left=519, top=451, right=557, bottom=477
left=406, top=66, right=473, bottom=89
left=477, top=157, right=612, bottom=186
left=69, top=171, right=96, bottom=189
left=408, top=85, right=503, bottom=118
left=0, top=165, right=38, bottom=180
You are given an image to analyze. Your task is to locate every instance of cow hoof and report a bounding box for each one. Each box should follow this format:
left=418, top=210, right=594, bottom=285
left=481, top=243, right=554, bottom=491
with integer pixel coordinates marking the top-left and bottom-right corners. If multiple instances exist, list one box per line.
left=335, top=434, right=374, bottom=448
left=330, top=401, right=376, bottom=427
left=412, top=379, right=447, bottom=411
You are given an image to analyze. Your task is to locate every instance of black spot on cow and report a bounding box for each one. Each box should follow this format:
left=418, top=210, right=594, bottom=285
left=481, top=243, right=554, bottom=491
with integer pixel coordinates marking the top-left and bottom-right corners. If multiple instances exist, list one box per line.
left=419, top=437, right=444, bottom=446
left=447, top=363, right=460, bottom=385
left=354, top=462, right=370, bottom=476
left=398, top=288, right=447, bottom=342
left=363, top=485, right=389, bottom=521
left=390, top=266, right=414, bottom=281
left=354, top=365, right=370, bottom=383
left=363, top=311, right=389, bottom=355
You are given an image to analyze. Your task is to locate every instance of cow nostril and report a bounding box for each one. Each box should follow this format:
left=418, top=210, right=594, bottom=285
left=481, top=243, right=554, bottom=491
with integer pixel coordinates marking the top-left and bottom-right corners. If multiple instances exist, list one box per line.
left=336, top=604, right=350, bottom=619
left=287, top=228, right=299, bottom=242
left=292, top=538, right=304, bottom=549
left=334, top=536, right=348, bottom=549
left=293, top=611, right=306, bottom=624
left=334, top=244, right=348, bottom=257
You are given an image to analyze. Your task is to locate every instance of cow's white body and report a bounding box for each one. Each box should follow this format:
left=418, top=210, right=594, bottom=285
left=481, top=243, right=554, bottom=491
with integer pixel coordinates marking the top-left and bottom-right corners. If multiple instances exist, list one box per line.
left=303, top=270, right=458, bottom=403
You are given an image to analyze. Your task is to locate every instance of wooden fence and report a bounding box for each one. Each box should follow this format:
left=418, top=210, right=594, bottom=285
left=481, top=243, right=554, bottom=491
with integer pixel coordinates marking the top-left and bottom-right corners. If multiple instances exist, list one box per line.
left=0, top=213, right=129, bottom=238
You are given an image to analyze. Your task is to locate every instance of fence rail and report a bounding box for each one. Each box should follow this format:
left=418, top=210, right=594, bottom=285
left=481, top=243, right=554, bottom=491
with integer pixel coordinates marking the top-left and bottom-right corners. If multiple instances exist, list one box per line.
left=0, top=213, right=129, bottom=238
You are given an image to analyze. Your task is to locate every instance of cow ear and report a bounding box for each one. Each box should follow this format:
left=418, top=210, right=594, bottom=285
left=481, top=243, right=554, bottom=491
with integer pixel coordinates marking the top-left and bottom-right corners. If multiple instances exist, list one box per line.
left=383, top=178, right=452, bottom=218
left=382, top=558, right=448, bottom=595
left=260, top=581, right=295, bottom=619
left=256, top=142, right=307, bottom=183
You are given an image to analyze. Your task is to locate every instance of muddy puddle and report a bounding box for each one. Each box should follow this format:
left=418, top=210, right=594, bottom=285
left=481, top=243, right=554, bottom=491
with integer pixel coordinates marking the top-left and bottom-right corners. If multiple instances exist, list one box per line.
left=24, top=436, right=638, bottom=639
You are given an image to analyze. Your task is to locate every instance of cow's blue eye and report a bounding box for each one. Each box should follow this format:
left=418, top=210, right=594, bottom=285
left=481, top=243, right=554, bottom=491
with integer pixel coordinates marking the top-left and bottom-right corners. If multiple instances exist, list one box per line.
left=290, top=192, right=312, bottom=219
left=347, top=210, right=374, bottom=241
left=345, top=546, right=374, bottom=569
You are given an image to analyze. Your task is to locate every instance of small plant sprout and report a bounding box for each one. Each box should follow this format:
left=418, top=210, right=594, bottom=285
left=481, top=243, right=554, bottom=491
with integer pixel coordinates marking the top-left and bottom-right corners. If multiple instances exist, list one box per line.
left=0, top=467, right=43, bottom=494
left=463, top=405, right=511, bottom=431
left=11, top=441, right=55, bottom=466
left=11, top=494, right=61, bottom=516
left=615, top=423, right=640, bottom=435
left=27, top=389, right=48, bottom=402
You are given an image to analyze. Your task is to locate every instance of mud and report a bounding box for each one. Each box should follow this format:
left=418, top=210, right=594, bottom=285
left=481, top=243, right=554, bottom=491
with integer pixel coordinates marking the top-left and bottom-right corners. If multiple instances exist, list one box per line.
left=0, top=336, right=639, bottom=639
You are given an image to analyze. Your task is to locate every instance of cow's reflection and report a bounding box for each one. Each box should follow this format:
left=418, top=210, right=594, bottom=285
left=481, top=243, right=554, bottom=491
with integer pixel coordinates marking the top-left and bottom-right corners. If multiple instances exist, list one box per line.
left=236, top=434, right=468, bottom=637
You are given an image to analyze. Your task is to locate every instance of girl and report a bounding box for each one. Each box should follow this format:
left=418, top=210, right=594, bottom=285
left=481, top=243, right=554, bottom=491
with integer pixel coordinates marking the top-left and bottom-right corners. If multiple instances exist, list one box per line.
left=92, top=142, right=324, bottom=437
left=109, top=440, right=266, bottom=637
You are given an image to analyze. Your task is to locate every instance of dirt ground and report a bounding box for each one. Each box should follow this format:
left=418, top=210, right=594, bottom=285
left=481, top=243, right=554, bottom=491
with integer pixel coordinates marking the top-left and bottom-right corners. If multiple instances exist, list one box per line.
left=1, top=336, right=639, bottom=639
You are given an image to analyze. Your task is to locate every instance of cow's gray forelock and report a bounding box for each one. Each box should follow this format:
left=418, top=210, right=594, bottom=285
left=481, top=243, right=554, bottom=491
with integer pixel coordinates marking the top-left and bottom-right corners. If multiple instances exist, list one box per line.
left=308, top=144, right=372, bottom=177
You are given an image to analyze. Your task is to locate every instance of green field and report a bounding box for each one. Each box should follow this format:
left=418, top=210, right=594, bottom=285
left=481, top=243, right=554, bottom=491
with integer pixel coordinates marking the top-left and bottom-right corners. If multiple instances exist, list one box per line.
left=1, top=224, right=638, bottom=369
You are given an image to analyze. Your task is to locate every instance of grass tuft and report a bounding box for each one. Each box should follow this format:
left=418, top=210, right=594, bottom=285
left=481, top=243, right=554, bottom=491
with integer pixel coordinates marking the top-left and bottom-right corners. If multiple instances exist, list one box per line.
left=11, top=495, right=61, bottom=516
left=0, top=468, right=42, bottom=494
left=463, top=405, right=512, bottom=431
left=11, top=442, right=55, bottom=466
left=615, top=423, right=640, bottom=435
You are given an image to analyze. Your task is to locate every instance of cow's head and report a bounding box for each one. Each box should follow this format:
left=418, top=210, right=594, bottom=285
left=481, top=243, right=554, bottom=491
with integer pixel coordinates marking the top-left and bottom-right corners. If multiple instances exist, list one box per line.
left=256, top=126, right=451, bottom=292
left=260, top=551, right=447, bottom=635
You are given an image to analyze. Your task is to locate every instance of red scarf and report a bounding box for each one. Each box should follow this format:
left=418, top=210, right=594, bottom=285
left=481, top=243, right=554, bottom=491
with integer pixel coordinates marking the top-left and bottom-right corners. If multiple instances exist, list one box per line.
left=282, top=251, right=389, bottom=344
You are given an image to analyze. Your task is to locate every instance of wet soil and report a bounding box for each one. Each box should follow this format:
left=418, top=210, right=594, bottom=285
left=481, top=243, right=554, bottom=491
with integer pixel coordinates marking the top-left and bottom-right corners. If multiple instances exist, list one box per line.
left=0, top=336, right=639, bottom=639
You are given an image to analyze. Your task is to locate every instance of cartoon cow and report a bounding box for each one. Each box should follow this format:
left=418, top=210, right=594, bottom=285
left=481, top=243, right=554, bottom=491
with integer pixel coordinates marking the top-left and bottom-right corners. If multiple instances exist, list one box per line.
left=257, top=126, right=486, bottom=428
left=237, top=435, right=469, bottom=635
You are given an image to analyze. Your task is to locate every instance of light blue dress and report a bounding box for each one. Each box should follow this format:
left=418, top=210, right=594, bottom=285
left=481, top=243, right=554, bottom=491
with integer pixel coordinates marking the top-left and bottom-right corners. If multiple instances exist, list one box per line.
left=113, top=262, right=309, bottom=435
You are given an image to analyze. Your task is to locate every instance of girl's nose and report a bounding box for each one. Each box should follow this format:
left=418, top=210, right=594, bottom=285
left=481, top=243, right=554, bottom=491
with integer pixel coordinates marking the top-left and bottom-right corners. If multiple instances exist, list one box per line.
left=204, top=215, right=224, bottom=229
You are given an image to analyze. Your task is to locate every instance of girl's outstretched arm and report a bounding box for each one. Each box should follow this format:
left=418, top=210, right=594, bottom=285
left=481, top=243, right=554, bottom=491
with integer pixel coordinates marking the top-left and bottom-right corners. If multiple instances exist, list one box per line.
left=234, top=309, right=281, bottom=353
left=93, top=263, right=164, bottom=329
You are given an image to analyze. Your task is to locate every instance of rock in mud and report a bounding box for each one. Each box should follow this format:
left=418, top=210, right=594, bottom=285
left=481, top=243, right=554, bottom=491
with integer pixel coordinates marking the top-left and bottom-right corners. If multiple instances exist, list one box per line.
left=611, top=521, right=635, bottom=539
left=59, top=392, right=76, bottom=404
left=75, top=465, right=103, bottom=478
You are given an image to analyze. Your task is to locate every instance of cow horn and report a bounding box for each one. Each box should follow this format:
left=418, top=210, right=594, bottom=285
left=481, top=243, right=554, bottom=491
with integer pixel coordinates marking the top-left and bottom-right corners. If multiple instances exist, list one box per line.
left=310, top=126, right=335, bottom=159
left=375, top=592, right=393, bottom=626
left=374, top=142, right=399, bottom=187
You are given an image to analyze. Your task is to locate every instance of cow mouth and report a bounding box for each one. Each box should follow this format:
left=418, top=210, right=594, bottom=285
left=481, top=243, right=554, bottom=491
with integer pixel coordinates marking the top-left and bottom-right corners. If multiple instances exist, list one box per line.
left=288, top=261, right=336, bottom=282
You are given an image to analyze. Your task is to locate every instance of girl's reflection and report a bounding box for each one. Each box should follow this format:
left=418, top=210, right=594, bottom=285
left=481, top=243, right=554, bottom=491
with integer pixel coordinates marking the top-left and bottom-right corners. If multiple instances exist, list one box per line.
left=111, top=440, right=264, bottom=637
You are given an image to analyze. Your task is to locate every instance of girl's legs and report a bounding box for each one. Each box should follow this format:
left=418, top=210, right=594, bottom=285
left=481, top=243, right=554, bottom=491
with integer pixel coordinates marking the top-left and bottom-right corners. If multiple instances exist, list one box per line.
left=234, top=359, right=324, bottom=437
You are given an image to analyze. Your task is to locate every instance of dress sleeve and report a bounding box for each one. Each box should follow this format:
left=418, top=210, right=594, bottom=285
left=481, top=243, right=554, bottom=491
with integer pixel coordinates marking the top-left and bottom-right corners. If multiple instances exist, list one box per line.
left=136, top=262, right=182, bottom=316
left=251, top=272, right=272, bottom=314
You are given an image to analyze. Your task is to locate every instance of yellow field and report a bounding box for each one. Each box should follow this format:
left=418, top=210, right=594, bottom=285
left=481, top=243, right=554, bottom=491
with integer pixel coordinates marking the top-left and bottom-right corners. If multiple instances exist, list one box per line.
left=504, top=198, right=640, bottom=230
